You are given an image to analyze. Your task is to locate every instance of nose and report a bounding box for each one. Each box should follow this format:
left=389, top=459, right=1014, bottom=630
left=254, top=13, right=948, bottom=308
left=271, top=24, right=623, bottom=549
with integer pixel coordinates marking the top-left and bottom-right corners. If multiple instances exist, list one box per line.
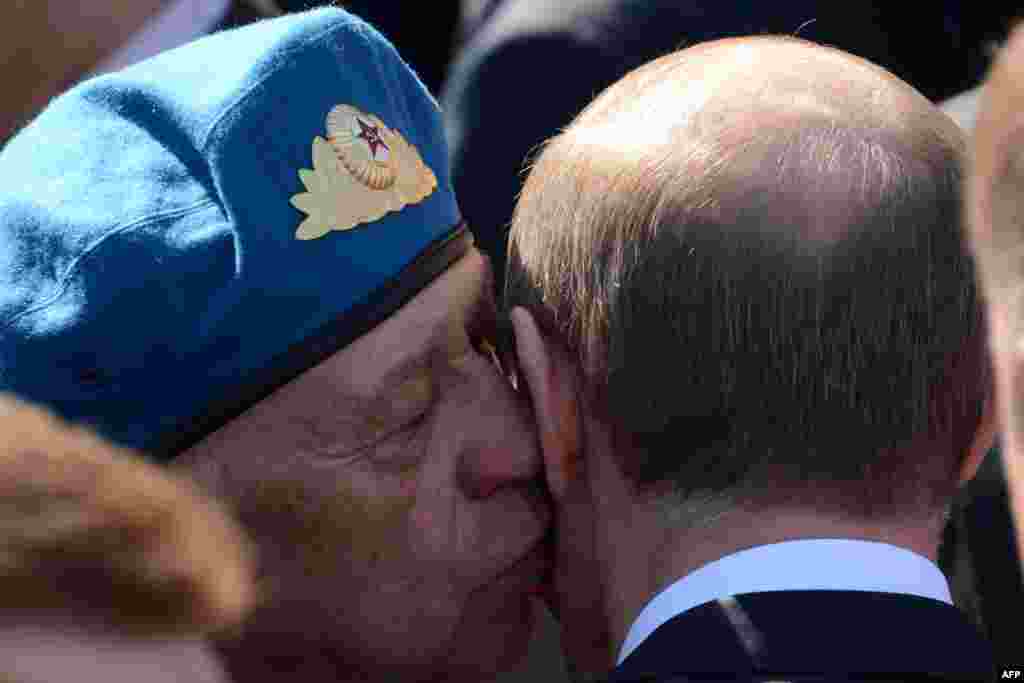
left=456, top=440, right=544, bottom=500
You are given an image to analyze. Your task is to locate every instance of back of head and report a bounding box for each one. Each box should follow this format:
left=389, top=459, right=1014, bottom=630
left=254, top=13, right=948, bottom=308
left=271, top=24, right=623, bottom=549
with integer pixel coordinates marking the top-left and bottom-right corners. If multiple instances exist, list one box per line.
left=507, top=37, right=987, bottom=522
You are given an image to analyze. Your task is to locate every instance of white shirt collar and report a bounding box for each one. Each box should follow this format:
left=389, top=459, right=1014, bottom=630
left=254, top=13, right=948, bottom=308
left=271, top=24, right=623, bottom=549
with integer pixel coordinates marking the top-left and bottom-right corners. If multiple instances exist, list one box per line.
left=89, top=0, right=232, bottom=76
left=617, top=539, right=952, bottom=665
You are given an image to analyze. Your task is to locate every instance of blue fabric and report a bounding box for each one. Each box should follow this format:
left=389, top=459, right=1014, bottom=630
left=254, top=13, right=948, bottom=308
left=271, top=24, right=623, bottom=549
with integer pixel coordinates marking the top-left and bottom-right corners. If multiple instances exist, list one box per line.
left=0, top=8, right=460, bottom=454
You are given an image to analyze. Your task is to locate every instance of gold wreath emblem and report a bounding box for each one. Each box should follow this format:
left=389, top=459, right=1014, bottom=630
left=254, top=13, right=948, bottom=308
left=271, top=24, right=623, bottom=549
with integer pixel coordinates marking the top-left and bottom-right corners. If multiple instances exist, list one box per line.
left=290, top=104, right=437, bottom=240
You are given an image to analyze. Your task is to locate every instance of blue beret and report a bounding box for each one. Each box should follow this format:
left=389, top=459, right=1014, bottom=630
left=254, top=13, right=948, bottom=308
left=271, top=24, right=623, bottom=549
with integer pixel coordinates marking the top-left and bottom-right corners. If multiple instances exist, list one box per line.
left=0, top=8, right=468, bottom=458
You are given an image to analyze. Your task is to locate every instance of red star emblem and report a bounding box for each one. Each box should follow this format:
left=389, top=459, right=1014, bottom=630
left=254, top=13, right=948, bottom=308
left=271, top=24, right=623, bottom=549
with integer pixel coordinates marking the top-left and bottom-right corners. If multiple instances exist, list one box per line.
left=356, top=117, right=389, bottom=158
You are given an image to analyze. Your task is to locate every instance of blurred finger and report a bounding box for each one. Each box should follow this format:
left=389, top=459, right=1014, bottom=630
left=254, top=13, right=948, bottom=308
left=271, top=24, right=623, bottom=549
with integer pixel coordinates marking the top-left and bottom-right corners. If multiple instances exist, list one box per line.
left=970, top=22, right=1024, bottom=567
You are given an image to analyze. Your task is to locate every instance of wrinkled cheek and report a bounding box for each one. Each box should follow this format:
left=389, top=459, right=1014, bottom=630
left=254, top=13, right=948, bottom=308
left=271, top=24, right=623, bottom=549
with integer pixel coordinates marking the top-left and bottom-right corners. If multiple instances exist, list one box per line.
left=406, top=499, right=462, bottom=566
left=404, top=430, right=462, bottom=560
left=234, top=477, right=417, bottom=583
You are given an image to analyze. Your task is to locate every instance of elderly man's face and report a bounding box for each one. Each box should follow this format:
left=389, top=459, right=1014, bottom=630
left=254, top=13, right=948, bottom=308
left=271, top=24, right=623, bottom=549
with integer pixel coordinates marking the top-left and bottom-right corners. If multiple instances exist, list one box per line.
left=180, top=248, right=549, bottom=681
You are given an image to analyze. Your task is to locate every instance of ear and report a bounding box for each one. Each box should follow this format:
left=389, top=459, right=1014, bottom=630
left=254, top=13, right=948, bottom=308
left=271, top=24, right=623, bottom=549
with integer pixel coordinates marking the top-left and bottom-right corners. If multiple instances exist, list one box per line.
left=509, top=307, right=581, bottom=501
left=960, top=392, right=998, bottom=485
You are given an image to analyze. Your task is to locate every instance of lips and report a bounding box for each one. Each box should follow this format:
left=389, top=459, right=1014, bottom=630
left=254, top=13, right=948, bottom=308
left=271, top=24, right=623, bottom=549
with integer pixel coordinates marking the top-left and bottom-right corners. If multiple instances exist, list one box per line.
left=527, top=529, right=557, bottom=599
left=485, top=484, right=555, bottom=592
left=529, top=528, right=582, bottom=629
left=517, top=539, right=552, bottom=585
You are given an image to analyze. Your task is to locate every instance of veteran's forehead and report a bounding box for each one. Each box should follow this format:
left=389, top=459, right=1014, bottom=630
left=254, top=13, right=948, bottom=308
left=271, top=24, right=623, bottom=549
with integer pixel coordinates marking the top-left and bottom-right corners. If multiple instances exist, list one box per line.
left=364, top=248, right=490, bottom=351
left=313, top=248, right=491, bottom=393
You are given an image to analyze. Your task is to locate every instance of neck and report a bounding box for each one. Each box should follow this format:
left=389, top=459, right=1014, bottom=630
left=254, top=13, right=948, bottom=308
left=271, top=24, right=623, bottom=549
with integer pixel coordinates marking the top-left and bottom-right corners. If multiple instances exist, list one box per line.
left=598, top=502, right=945, bottom=655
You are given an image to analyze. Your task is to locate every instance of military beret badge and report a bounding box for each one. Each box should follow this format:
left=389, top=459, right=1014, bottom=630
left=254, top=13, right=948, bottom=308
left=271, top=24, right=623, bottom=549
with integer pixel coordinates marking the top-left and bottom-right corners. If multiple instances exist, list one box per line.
left=290, top=104, right=437, bottom=239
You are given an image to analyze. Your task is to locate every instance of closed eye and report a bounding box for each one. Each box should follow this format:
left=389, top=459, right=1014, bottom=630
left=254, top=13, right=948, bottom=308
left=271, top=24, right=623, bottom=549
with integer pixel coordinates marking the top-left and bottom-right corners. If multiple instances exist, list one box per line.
left=325, top=408, right=429, bottom=466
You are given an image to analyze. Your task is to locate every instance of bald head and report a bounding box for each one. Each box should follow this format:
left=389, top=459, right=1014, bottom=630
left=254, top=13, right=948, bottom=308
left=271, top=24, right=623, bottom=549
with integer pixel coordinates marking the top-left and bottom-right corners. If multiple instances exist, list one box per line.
left=558, top=38, right=965, bottom=248
left=571, top=37, right=961, bottom=153
left=507, top=37, right=988, bottom=519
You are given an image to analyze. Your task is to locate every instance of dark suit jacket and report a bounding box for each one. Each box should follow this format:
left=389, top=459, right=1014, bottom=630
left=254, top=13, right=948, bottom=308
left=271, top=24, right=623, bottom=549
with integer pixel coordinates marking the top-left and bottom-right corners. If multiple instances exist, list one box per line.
left=443, top=0, right=1018, bottom=294
left=605, top=591, right=993, bottom=682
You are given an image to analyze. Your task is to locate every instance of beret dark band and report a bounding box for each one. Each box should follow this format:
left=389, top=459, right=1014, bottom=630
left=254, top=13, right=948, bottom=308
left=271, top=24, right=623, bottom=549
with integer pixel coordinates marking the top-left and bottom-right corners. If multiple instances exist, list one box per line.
left=153, top=220, right=471, bottom=459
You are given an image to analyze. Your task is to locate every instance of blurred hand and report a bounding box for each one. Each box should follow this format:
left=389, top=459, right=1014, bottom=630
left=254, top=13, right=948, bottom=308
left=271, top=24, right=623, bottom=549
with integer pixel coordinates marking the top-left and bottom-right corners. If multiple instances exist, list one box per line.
left=966, top=23, right=1024, bottom=563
